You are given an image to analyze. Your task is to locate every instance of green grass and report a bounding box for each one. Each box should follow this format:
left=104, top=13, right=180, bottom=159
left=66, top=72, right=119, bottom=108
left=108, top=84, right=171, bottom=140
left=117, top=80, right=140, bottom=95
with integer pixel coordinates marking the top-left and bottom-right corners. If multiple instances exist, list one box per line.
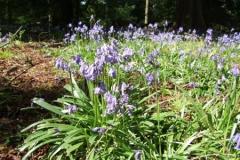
left=0, top=49, right=14, bottom=59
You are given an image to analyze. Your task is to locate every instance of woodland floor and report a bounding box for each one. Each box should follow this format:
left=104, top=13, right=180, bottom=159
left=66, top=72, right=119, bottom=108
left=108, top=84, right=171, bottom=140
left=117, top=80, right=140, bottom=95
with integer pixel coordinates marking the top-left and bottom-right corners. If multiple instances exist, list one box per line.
left=0, top=42, right=67, bottom=160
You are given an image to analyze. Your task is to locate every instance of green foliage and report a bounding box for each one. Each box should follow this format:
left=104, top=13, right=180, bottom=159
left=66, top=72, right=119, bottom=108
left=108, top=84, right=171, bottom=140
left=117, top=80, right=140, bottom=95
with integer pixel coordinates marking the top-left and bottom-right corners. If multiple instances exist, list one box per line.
left=0, top=49, right=13, bottom=58
left=21, top=36, right=240, bottom=159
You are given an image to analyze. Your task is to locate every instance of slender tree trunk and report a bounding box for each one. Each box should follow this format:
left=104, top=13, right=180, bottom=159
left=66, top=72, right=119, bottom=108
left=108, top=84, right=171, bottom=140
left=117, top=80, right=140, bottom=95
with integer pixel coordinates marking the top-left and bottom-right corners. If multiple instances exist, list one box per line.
left=72, top=0, right=80, bottom=23
left=176, top=0, right=206, bottom=30
left=6, top=0, right=10, bottom=25
left=176, top=0, right=188, bottom=28
left=47, top=0, right=52, bottom=34
left=190, top=0, right=205, bottom=30
left=145, top=0, right=149, bottom=25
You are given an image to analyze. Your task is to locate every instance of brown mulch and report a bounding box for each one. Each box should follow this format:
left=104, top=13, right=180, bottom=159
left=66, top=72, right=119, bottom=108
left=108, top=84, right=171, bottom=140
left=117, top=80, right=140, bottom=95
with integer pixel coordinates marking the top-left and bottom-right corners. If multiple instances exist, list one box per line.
left=0, top=42, right=67, bottom=159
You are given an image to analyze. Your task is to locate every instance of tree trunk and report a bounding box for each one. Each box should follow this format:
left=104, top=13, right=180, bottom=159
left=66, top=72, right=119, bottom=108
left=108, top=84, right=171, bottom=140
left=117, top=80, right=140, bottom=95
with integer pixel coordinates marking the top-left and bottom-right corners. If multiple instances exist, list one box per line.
left=72, top=0, right=80, bottom=23
left=176, top=0, right=206, bottom=31
left=145, top=0, right=149, bottom=25
left=190, top=0, right=206, bottom=30
left=47, top=0, right=52, bottom=34
left=176, top=0, right=188, bottom=28
left=6, top=0, right=12, bottom=25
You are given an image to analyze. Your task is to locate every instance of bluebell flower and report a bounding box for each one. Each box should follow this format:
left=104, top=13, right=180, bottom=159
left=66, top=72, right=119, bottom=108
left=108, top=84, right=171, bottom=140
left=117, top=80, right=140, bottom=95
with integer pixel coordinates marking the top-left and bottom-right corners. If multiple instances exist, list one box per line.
left=146, top=50, right=159, bottom=65
left=104, top=92, right=118, bottom=115
left=207, top=28, right=213, bottom=35
left=134, top=150, right=142, bottom=160
left=55, top=58, right=69, bottom=71
left=108, top=26, right=115, bottom=35
left=63, top=33, right=70, bottom=43
left=122, top=48, right=134, bottom=60
left=62, top=105, right=77, bottom=114
left=205, top=29, right=213, bottom=45
left=153, top=22, right=158, bottom=29
left=231, top=64, right=240, bottom=77
left=55, top=58, right=63, bottom=69
left=108, top=68, right=116, bottom=78
left=123, top=30, right=132, bottom=40
left=73, top=55, right=82, bottom=65
left=178, top=27, right=184, bottom=33
left=232, top=133, right=240, bottom=150
left=89, top=20, right=104, bottom=41
left=94, top=81, right=106, bottom=95
left=179, top=50, right=185, bottom=61
left=126, top=104, right=135, bottom=116
left=120, top=82, right=129, bottom=95
left=97, top=42, right=120, bottom=64
left=217, top=58, right=225, bottom=70
left=186, top=82, right=199, bottom=89
left=119, top=94, right=129, bottom=105
left=128, top=23, right=134, bottom=30
left=70, top=34, right=76, bottom=42
left=132, top=28, right=144, bottom=39
left=92, top=127, right=107, bottom=135
left=211, top=54, right=219, bottom=61
left=146, top=73, right=154, bottom=85
left=84, top=64, right=98, bottom=81
left=79, top=61, right=89, bottom=75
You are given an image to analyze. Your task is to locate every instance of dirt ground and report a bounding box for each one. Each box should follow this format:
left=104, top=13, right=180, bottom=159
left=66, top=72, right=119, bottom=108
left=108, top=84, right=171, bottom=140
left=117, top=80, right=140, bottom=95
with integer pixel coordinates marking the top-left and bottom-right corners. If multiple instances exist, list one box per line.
left=0, top=42, right=67, bottom=160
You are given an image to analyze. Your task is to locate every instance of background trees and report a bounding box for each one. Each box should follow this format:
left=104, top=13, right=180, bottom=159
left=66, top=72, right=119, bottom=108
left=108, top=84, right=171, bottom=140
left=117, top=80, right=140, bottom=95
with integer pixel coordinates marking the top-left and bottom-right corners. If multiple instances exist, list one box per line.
left=0, top=0, right=239, bottom=34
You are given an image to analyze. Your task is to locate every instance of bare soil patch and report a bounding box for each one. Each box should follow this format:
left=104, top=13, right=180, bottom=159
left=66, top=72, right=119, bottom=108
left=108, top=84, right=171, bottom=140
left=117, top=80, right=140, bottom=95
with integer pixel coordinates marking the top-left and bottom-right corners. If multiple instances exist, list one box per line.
left=0, top=42, right=67, bottom=159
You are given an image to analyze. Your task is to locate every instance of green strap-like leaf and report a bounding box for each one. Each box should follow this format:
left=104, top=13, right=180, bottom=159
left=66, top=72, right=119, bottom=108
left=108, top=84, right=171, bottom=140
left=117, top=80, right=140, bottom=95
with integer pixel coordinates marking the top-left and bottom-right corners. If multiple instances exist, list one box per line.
left=33, top=98, right=64, bottom=116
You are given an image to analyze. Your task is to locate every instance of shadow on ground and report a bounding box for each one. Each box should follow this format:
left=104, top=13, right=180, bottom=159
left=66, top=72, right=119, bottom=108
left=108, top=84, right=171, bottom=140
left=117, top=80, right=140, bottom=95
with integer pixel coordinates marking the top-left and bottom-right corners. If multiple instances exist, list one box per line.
left=0, top=43, right=67, bottom=160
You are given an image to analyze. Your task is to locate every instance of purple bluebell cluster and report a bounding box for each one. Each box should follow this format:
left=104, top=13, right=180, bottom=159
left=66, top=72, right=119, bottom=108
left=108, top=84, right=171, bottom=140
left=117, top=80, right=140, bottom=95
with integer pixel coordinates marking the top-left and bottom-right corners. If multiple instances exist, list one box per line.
left=102, top=82, right=135, bottom=116
left=73, top=41, right=119, bottom=80
left=62, top=20, right=227, bottom=46
left=63, top=20, right=104, bottom=43
left=218, top=32, right=240, bottom=47
left=64, top=33, right=77, bottom=43
left=132, top=28, right=145, bottom=39
left=55, top=58, right=69, bottom=71
left=89, top=20, right=104, bottom=41
left=61, top=19, right=240, bottom=49
left=96, top=40, right=120, bottom=64
left=64, top=39, right=138, bottom=82
left=74, top=21, right=88, bottom=37
left=232, top=133, right=240, bottom=150
left=123, top=24, right=135, bottom=40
